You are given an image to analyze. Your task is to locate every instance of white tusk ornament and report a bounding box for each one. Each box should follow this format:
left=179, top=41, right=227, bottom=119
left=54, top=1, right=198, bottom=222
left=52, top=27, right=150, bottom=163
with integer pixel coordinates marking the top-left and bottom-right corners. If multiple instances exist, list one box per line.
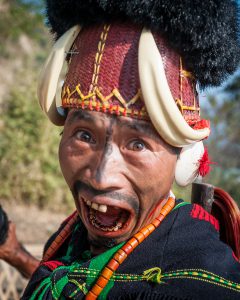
left=138, top=28, right=210, bottom=147
left=38, top=25, right=81, bottom=125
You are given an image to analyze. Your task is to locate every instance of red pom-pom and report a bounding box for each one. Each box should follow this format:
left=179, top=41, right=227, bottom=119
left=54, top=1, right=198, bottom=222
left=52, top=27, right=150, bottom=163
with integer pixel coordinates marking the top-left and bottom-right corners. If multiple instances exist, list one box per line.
left=198, top=147, right=216, bottom=177
left=192, top=119, right=210, bottom=130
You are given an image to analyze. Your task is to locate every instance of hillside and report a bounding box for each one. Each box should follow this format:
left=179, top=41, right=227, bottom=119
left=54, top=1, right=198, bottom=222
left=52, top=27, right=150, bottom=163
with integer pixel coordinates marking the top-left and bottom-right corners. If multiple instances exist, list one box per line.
left=0, top=0, right=74, bottom=210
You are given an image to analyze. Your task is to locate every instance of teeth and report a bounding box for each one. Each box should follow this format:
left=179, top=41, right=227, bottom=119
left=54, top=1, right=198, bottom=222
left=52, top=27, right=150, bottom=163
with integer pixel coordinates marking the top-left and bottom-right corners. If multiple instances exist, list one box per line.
left=100, top=226, right=108, bottom=232
left=89, top=211, right=123, bottom=232
left=116, top=222, right=122, bottom=228
left=83, top=198, right=108, bottom=213
left=84, top=200, right=127, bottom=232
left=91, top=202, right=99, bottom=210
left=90, top=219, right=123, bottom=232
left=98, top=204, right=107, bottom=213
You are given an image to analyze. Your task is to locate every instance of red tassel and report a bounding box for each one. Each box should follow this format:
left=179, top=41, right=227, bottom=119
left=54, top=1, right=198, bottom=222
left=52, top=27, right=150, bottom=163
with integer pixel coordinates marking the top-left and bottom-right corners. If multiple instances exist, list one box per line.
left=192, top=119, right=210, bottom=130
left=198, top=147, right=216, bottom=177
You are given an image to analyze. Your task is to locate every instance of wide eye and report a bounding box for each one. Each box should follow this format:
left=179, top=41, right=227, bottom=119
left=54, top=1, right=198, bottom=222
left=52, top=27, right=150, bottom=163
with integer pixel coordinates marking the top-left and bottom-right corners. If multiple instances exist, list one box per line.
left=127, top=140, right=146, bottom=151
left=74, top=130, right=95, bottom=144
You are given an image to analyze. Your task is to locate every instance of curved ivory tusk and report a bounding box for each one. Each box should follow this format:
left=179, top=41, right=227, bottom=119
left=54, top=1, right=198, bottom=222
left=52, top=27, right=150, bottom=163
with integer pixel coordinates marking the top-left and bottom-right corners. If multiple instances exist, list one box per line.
left=38, top=25, right=81, bottom=125
left=138, top=28, right=210, bottom=147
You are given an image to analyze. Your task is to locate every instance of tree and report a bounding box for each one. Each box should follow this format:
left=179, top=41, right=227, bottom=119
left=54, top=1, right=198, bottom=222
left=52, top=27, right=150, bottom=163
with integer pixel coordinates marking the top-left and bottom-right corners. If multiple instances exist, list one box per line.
left=0, top=0, right=73, bottom=210
left=203, top=72, right=240, bottom=204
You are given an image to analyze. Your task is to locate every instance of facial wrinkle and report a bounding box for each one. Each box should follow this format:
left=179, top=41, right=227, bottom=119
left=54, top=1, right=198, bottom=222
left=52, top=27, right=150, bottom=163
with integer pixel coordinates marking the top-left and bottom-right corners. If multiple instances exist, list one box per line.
left=74, top=181, right=139, bottom=214
left=65, top=110, right=96, bottom=126
left=116, top=118, right=160, bottom=141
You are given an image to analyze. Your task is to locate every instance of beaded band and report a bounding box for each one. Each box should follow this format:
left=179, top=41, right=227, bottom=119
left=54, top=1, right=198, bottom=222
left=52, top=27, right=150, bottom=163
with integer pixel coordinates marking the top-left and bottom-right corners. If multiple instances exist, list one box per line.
left=41, top=212, right=79, bottom=263
left=85, top=197, right=176, bottom=299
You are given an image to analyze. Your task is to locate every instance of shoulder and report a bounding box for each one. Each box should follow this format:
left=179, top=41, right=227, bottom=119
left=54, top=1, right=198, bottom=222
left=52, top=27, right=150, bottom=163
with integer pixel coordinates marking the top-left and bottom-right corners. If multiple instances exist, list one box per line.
left=146, top=201, right=240, bottom=299
left=163, top=201, right=240, bottom=281
left=163, top=202, right=221, bottom=254
left=167, top=202, right=229, bottom=258
left=176, top=202, right=220, bottom=238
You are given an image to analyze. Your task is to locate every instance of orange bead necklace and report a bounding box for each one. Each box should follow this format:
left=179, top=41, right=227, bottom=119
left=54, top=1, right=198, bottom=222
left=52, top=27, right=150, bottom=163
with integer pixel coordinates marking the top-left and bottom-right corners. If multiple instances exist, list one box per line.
left=85, top=196, right=176, bottom=300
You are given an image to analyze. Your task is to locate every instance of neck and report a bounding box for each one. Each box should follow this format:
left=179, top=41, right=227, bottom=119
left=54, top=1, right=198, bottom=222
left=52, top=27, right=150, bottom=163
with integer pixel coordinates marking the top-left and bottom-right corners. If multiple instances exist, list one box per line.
left=146, top=192, right=173, bottom=225
left=88, top=193, right=174, bottom=256
left=88, top=236, right=118, bottom=256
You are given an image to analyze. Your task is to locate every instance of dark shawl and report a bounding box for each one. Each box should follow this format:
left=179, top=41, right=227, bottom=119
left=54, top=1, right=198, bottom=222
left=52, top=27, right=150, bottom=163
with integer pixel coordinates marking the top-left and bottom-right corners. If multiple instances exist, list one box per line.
left=22, top=202, right=240, bottom=300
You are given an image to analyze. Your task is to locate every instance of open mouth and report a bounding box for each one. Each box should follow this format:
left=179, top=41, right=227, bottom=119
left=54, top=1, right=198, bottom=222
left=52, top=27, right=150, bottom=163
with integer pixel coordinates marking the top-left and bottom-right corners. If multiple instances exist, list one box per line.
left=81, top=197, right=132, bottom=235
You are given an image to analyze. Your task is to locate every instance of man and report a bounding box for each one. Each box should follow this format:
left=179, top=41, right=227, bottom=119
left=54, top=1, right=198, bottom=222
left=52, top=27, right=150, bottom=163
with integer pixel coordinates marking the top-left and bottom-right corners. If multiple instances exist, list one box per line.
left=1, top=0, right=240, bottom=299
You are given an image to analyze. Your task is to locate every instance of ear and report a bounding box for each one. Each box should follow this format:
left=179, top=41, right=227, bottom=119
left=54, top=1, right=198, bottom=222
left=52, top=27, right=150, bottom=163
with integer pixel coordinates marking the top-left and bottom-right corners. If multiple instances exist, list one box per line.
left=175, top=141, right=204, bottom=187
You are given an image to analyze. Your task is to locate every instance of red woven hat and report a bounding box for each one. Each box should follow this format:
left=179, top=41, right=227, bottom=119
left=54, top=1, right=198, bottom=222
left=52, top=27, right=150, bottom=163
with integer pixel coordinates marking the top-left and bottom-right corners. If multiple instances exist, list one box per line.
left=62, top=22, right=201, bottom=127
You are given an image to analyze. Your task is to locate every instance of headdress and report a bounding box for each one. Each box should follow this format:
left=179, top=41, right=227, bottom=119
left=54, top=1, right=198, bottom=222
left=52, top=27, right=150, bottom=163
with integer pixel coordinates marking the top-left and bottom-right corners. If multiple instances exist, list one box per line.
left=38, top=0, right=239, bottom=186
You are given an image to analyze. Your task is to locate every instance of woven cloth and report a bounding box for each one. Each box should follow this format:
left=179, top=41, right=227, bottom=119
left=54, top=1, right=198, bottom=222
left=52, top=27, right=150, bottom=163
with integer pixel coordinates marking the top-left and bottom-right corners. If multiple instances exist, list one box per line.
left=22, top=201, right=240, bottom=300
left=62, top=22, right=200, bottom=125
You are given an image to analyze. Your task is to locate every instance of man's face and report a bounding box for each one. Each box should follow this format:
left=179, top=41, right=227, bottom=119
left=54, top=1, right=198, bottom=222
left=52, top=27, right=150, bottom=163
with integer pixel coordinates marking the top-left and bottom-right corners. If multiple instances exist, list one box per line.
left=59, top=109, right=177, bottom=249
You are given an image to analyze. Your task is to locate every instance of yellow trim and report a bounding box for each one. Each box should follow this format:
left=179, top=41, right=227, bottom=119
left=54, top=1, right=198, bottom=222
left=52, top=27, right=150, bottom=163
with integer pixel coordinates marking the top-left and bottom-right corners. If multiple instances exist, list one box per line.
left=181, top=70, right=194, bottom=79
left=175, top=98, right=200, bottom=112
left=89, top=24, right=111, bottom=93
left=177, top=57, right=199, bottom=116
left=62, top=84, right=143, bottom=109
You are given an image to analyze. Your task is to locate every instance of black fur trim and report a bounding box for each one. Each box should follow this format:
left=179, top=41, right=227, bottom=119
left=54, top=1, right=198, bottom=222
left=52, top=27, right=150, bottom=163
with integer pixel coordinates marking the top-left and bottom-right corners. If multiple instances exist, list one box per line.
left=46, top=0, right=240, bottom=87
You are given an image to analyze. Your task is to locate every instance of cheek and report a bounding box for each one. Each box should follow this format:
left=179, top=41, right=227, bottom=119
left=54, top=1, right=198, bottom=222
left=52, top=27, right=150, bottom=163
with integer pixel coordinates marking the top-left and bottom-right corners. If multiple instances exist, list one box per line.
left=134, top=153, right=176, bottom=187
left=136, top=153, right=177, bottom=207
left=58, top=139, right=86, bottom=186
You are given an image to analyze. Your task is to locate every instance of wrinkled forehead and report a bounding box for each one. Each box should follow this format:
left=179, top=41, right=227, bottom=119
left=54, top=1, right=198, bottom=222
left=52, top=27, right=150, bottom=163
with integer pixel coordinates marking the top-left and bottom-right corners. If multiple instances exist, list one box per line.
left=65, top=108, right=157, bottom=134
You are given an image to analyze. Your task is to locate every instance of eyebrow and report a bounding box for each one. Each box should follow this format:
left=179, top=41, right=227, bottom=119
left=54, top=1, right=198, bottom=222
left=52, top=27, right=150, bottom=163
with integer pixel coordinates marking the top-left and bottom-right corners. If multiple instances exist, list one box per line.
left=118, top=119, right=161, bottom=141
left=65, top=110, right=95, bottom=126
left=65, top=110, right=160, bottom=141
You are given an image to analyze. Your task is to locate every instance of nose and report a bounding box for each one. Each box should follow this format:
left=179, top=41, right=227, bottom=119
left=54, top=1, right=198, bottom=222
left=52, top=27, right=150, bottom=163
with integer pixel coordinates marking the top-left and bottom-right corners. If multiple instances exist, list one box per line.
left=88, top=143, right=125, bottom=190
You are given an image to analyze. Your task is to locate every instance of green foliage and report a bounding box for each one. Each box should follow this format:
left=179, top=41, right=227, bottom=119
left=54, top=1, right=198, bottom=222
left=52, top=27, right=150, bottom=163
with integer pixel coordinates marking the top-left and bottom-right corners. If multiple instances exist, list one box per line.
left=172, top=183, right=191, bottom=202
left=203, top=73, right=240, bottom=205
left=0, top=82, right=72, bottom=209
left=0, top=0, right=46, bottom=57
left=0, top=0, right=74, bottom=210
left=208, top=168, right=240, bottom=202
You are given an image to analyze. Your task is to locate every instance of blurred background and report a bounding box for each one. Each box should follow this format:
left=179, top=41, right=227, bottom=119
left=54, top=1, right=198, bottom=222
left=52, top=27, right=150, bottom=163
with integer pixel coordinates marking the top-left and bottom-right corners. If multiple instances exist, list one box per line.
left=0, top=0, right=239, bottom=297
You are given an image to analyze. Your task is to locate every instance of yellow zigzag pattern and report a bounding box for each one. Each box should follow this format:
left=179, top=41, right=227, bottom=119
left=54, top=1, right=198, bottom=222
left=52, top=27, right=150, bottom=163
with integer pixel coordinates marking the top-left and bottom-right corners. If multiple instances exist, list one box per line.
left=62, top=84, right=148, bottom=118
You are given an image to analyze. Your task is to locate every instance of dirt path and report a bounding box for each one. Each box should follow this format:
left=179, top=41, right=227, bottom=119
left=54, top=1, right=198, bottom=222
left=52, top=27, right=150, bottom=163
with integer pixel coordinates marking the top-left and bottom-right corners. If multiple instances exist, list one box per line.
left=1, top=201, right=70, bottom=246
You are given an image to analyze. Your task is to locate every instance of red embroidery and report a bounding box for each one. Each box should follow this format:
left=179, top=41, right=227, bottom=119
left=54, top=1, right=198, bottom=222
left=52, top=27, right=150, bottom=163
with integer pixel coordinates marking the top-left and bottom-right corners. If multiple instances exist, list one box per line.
left=42, top=260, right=64, bottom=271
left=191, top=204, right=219, bottom=231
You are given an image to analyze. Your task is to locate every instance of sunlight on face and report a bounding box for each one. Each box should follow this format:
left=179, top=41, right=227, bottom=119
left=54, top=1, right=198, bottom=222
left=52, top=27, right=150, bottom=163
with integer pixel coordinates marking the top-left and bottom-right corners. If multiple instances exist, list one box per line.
left=59, top=109, right=177, bottom=252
